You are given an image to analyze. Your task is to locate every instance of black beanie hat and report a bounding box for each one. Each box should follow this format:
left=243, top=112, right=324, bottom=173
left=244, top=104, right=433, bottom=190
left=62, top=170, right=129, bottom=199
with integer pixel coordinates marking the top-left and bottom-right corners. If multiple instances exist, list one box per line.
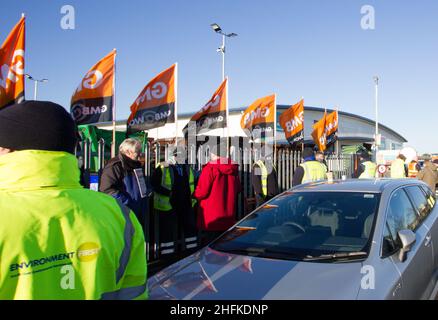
left=0, top=101, right=77, bottom=154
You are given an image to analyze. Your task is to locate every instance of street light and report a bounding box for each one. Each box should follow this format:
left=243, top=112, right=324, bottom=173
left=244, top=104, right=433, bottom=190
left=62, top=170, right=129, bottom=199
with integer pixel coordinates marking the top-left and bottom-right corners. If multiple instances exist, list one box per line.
left=25, top=74, right=48, bottom=101
left=373, top=76, right=380, bottom=160
left=210, top=23, right=238, bottom=81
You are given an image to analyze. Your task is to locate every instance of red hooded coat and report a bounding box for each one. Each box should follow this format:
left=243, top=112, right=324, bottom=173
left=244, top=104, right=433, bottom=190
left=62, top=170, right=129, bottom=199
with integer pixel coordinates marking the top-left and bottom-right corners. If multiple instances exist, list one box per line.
left=194, top=158, right=241, bottom=231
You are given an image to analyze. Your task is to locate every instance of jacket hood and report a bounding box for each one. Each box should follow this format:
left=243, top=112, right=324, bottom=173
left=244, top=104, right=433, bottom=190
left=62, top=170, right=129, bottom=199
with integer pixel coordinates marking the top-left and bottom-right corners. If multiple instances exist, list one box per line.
left=0, top=150, right=81, bottom=191
left=208, top=157, right=239, bottom=175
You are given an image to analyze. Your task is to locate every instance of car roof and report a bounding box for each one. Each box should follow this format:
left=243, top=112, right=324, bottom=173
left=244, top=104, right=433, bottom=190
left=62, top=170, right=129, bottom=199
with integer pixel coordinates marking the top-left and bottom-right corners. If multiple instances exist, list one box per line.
left=291, top=179, right=423, bottom=193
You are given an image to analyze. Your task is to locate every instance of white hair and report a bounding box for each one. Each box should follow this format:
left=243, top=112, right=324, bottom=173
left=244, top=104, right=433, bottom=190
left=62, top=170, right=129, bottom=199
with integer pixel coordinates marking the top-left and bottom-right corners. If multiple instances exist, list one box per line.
left=119, top=138, right=141, bottom=155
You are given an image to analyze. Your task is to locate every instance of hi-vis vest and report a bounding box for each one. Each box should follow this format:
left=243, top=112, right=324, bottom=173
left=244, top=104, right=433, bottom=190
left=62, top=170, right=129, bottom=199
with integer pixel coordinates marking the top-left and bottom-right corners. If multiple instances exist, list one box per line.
left=254, top=160, right=269, bottom=197
left=359, top=161, right=377, bottom=179
left=0, top=150, right=148, bottom=300
left=300, top=161, right=327, bottom=184
left=154, top=163, right=196, bottom=212
left=391, top=158, right=406, bottom=179
left=408, top=162, right=419, bottom=178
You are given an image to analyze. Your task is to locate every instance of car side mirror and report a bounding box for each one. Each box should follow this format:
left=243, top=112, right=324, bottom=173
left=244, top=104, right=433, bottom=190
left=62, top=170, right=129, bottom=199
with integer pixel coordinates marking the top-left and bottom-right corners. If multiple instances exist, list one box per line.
left=398, top=229, right=416, bottom=262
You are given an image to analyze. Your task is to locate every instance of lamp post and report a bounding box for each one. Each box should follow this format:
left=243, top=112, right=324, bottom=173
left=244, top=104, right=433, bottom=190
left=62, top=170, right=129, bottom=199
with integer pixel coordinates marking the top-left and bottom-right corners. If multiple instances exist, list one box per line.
left=373, top=76, right=380, bottom=160
left=210, top=23, right=237, bottom=81
left=25, top=74, right=48, bottom=101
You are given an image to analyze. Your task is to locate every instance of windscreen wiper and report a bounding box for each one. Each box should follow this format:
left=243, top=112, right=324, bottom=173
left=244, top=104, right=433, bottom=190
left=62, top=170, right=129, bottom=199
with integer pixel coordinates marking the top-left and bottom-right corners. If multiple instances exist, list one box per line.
left=216, top=247, right=307, bottom=260
left=303, top=251, right=368, bottom=262
left=215, top=247, right=265, bottom=256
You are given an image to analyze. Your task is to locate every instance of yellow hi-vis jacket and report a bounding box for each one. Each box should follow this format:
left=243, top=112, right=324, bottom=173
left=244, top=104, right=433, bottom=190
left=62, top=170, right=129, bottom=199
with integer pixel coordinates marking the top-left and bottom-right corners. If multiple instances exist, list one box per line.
left=391, top=158, right=407, bottom=179
left=359, top=161, right=377, bottom=179
left=300, top=161, right=328, bottom=184
left=0, top=150, right=148, bottom=300
left=254, top=160, right=268, bottom=197
left=154, top=162, right=196, bottom=212
left=408, top=162, right=419, bottom=178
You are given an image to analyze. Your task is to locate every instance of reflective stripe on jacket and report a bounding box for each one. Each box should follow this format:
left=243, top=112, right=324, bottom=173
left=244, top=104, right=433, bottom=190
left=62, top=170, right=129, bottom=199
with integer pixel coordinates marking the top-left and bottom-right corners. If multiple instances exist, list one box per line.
left=254, top=160, right=268, bottom=197
left=359, top=161, right=377, bottom=179
left=153, top=163, right=196, bottom=211
left=300, top=161, right=327, bottom=183
left=0, top=150, right=147, bottom=300
left=408, top=162, right=419, bottom=178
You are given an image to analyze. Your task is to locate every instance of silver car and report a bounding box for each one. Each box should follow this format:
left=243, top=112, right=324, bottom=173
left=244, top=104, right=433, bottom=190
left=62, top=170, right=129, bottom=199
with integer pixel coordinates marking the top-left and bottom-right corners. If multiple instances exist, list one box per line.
left=148, top=179, right=438, bottom=300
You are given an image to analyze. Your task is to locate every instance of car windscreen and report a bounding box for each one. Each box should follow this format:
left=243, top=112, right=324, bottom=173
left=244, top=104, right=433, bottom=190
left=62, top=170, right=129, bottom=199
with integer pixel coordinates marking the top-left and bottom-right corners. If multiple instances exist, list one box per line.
left=211, top=191, right=381, bottom=261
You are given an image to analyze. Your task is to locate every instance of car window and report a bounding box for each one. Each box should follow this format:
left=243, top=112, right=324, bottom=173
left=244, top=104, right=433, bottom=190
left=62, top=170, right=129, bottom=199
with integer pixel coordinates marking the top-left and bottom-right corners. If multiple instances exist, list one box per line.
left=382, top=223, right=398, bottom=257
left=386, top=188, right=419, bottom=240
left=405, top=186, right=432, bottom=222
left=210, top=191, right=380, bottom=261
left=421, top=185, right=436, bottom=209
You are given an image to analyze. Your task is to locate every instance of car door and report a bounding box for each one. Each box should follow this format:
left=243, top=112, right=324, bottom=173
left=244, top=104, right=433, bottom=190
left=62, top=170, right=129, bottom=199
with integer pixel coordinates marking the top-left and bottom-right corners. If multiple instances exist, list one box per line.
left=384, top=187, right=434, bottom=299
left=404, top=185, right=436, bottom=298
left=418, top=185, right=438, bottom=266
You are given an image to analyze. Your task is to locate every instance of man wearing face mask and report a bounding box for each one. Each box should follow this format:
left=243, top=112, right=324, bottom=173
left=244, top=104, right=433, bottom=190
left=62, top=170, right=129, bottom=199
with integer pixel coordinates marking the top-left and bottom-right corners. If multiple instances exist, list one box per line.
left=100, top=138, right=149, bottom=230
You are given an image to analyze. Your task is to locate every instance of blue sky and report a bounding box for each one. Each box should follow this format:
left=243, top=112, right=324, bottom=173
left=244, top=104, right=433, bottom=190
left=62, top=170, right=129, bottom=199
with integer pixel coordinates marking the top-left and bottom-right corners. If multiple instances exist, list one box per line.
left=1, top=0, right=437, bottom=152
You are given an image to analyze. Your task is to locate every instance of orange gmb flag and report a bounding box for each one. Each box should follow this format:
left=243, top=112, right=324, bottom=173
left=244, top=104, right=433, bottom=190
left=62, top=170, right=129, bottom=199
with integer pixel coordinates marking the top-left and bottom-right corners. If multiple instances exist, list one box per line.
left=184, top=78, right=227, bottom=134
left=279, top=99, right=304, bottom=146
left=311, top=111, right=327, bottom=151
left=240, top=94, right=276, bottom=138
left=325, top=110, right=339, bottom=144
left=127, top=64, right=176, bottom=133
left=70, top=50, right=115, bottom=125
left=0, top=16, right=25, bottom=109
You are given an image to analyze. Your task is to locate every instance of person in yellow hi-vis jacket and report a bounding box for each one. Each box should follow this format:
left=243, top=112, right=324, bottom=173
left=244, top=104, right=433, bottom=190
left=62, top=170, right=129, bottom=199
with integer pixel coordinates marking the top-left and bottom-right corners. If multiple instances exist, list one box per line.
left=390, top=154, right=408, bottom=179
left=252, top=155, right=279, bottom=207
left=0, top=101, right=147, bottom=300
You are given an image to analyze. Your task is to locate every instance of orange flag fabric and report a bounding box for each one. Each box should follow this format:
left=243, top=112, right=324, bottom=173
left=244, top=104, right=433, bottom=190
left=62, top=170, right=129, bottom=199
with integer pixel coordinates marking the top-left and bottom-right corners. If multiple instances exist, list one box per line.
left=240, top=94, right=276, bottom=139
left=0, top=17, right=25, bottom=109
left=279, top=99, right=304, bottom=146
left=127, top=64, right=176, bottom=133
left=311, top=111, right=327, bottom=151
left=184, top=78, right=227, bottom=134
left=311, top=110, right=339, bottom=151
left=70, top=50, right=115, bottom=125
left=325, top=110, right=339, bottom=145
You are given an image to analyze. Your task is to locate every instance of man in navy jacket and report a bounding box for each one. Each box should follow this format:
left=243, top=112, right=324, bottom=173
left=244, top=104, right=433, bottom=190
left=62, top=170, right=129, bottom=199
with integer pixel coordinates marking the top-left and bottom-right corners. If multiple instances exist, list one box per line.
left=100, top=138, right=149, bottom=232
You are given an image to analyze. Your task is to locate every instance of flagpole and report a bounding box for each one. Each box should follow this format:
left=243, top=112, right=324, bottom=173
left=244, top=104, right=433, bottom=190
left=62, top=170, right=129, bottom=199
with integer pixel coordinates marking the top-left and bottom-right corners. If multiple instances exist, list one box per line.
left=225, top=77, right=230, bottom=158
left=274, top=94, right=277, bottom=165
left=111, top=49, right=117, bottom=158
left=335, top=106, right=340, bottom=156
left=301, top=96, right=305, bottom=154
left=174, top=63, right=178, bottom=147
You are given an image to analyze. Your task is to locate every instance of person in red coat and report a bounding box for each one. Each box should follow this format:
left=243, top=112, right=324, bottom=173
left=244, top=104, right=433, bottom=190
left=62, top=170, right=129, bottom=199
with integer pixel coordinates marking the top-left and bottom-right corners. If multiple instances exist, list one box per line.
left=194, top=146, right=241, bottom=244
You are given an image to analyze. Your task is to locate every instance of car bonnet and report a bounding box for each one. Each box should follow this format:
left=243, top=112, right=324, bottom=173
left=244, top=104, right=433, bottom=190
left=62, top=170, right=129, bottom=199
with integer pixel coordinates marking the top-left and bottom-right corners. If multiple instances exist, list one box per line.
left=147, top=247, right=364, bottom=300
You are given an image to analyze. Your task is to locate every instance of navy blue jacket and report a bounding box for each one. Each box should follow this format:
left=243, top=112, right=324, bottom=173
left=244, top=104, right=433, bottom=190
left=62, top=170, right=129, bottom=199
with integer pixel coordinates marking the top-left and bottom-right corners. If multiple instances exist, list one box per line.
left=99, top=154, right=149, bottom=225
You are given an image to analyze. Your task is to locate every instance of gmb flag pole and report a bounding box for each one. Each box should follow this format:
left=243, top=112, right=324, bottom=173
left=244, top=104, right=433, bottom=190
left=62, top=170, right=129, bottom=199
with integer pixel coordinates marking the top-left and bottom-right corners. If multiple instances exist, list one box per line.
left=279, top=98, right=305, bottom=151
left=182, top=77, right=228, bottom=155
left=0, top=15, right=25, bottom=109
left=112, top=49, right=117, bottom=157
left=127, top=63, right=176, bottom=152
left=240, top=94, right=276, bottom=161
left=174, top=63, right=178, bottom=147
left=70, top=50, right=116, bottom=126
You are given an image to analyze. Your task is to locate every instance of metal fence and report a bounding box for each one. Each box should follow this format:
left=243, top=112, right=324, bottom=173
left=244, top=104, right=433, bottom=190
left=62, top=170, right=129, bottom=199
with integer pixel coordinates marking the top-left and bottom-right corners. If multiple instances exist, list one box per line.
left=77, top=137, right=357, bottom=271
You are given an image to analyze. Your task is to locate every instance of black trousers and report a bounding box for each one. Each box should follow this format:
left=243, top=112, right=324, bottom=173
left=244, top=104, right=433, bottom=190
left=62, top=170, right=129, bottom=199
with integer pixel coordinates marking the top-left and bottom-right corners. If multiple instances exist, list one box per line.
left=156, top=210, right=178, bottom=256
